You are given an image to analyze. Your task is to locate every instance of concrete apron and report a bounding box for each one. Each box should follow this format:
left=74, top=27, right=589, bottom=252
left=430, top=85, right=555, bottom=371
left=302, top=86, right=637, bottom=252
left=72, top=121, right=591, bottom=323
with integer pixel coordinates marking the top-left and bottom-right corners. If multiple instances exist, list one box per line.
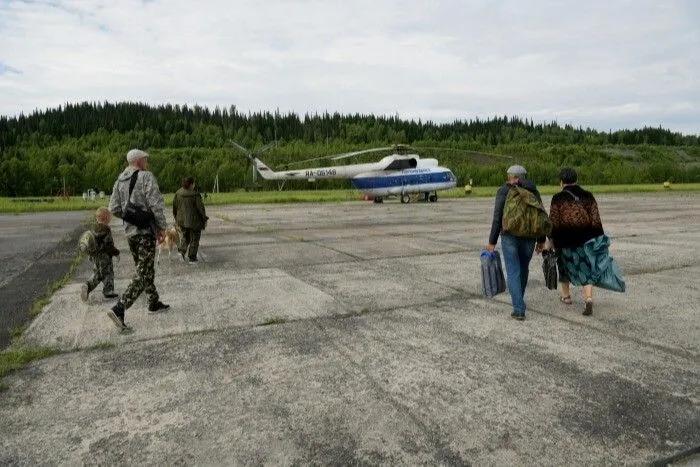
left=4, top=194, right=700, bottom=465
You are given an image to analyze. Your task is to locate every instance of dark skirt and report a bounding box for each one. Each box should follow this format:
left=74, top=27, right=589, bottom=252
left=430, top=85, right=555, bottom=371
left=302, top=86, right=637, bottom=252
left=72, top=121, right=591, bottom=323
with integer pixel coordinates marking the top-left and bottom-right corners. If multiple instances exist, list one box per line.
left=557, top=246, right=595, bottom=286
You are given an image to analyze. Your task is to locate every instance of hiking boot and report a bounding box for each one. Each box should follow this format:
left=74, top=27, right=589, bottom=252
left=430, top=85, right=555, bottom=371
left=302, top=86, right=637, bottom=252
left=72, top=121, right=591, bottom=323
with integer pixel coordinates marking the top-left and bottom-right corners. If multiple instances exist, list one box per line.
left=510, top=311, right=526, bottom=321
left=103, top=292, right=119, bottom=299
left=106, top=304, right=128, bottom=330
left=80, top=283, right=90, bottom=302
left=148, top=301, right=170, bottom=313
left=583, top=299, right=593, bottom=316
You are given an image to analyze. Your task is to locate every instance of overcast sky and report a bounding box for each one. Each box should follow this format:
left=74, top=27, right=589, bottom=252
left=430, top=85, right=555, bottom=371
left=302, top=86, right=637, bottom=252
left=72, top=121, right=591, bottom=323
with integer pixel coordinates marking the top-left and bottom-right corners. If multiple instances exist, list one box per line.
left=1, top=0, right=698, bottom=134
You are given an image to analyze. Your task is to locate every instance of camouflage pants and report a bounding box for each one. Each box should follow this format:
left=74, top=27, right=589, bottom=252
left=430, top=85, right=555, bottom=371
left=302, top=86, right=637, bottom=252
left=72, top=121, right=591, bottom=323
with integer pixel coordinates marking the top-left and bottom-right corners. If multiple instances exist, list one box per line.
left=178, top=227, right=201, bottom=261
left=119, top=234, right=159, bottom=310
left=87, top=252, right=114, bottom=295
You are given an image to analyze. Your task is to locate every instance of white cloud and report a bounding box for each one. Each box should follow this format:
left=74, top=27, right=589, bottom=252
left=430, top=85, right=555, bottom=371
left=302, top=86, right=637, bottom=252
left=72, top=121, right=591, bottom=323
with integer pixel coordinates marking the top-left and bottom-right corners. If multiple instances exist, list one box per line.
left=0, top=0, right=698, bottom=134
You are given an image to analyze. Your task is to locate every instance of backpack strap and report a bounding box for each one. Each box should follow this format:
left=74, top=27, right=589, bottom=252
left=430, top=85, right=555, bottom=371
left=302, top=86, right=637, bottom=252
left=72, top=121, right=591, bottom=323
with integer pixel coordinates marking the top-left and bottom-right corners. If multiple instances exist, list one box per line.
left=562, top=189, right=580, bottom=202
left=128, top=170, right=140, bottom=199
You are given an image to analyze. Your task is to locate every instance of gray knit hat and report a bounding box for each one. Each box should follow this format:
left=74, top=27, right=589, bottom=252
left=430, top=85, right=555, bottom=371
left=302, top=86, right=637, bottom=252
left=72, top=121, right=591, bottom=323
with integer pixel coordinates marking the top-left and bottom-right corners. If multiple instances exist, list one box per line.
left=506, top=165, right=527, bottom=176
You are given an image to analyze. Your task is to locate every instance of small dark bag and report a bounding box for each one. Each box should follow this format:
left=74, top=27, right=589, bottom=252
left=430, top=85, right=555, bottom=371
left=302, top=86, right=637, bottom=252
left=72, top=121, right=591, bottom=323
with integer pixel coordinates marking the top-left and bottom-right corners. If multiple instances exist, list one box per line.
left=542, top=249, right=558, bottom=290
left=122, top=171, right=154, bottom=229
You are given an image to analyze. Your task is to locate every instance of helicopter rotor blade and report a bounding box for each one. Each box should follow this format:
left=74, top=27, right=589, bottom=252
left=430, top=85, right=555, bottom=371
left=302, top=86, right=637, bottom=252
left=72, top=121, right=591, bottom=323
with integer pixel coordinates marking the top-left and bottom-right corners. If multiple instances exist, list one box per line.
left=413, top=146, right=514, bottom=160
left=280, top=146, right=396, bottom=168
left=230, top=140, right=251, bottom=158
left=330, top=147, right=395, bottom=161
left=254, top=141, right=276, bottom=154
left=280, top=155, right=335, bottom=168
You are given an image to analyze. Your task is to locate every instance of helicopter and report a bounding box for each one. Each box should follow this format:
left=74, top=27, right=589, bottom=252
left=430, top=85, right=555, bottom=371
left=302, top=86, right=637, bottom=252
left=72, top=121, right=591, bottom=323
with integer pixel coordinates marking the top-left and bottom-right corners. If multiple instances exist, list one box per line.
left=237, top=144, right=458, bottom=204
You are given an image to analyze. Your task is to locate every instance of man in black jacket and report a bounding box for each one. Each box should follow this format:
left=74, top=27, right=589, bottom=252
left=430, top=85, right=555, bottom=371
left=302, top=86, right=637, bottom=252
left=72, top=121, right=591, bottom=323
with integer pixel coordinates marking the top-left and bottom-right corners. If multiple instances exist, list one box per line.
left=486, top=165, right=545, bottom=320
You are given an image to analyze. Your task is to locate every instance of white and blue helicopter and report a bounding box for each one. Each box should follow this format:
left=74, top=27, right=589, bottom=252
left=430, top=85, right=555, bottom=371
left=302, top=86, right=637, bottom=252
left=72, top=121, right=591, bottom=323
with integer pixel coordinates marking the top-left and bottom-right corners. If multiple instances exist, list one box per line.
left=241, top=144, right=458, bottom=204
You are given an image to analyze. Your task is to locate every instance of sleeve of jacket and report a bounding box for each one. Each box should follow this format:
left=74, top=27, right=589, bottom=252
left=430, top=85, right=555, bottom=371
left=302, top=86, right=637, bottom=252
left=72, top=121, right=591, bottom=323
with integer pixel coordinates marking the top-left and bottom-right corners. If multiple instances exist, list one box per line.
left=533, top=187, right=546, bottom=244
left=172, top=192, right=179, bottom=220
left=142, top=172, right=168, bottom=230
left=549, top=195, right=561, bottom=242
left=196, top=194, right=208, bottom=227
left=589, top=196, right=604, bottom=233
left=488, top=185, right=508, bottom=245
left=104, top=230, right=120, bottom=256
left=108, top=179, right=123, bottom=218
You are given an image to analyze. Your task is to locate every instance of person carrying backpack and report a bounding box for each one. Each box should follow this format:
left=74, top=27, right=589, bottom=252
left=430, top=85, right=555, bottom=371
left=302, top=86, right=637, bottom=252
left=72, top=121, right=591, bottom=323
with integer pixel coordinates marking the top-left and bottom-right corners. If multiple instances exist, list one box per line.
left=486, top=165, right=548, bottom=320
left=107, top=149, right=170, bottom=331
left=80, top=207, right=120, bottom=302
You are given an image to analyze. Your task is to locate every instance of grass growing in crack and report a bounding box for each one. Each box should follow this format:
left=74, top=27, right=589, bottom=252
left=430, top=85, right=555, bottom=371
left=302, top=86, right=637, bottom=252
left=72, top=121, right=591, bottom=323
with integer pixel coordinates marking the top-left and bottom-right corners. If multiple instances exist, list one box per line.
left=29, top=253, right=85, bottom=317
left=0, top=347, right=60, bottom=380
left=74, top=342, right=116, bottom=352
left=10, top=325, right=26, bottom=340
left=261, top=317, right=286, bottom=326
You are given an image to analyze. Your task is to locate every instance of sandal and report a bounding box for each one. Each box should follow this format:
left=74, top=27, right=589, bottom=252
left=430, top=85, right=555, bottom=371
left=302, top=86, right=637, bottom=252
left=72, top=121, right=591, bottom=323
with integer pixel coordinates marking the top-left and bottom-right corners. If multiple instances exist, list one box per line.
left=560, top=296, right=572, bottom=305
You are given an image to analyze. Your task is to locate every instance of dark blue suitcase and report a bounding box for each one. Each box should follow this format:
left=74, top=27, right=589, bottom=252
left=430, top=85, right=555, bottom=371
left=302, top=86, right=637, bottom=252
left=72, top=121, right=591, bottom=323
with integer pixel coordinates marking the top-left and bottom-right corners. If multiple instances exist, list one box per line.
left=480, top=250, right=506, bottom=297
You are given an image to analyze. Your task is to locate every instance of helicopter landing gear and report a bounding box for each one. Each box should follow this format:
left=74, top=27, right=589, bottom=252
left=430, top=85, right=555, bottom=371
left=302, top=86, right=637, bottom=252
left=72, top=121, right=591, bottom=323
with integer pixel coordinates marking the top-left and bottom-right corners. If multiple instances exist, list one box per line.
left=400, top=194, right=411, bottom=204
left=373, top=196, right=384, bottom=204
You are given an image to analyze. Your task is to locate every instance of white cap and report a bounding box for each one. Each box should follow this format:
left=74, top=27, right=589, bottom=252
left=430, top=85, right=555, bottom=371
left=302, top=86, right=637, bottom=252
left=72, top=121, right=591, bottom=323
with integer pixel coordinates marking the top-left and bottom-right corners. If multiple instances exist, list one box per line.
left=126, top=149, right=149, bottom=163
left=507, top=165, right=527, bottom=176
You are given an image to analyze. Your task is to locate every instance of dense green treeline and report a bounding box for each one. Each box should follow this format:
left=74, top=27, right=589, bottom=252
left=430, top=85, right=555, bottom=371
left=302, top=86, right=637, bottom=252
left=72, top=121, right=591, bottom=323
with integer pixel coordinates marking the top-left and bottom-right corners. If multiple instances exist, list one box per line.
left=1, top=102, right=699, bottom=196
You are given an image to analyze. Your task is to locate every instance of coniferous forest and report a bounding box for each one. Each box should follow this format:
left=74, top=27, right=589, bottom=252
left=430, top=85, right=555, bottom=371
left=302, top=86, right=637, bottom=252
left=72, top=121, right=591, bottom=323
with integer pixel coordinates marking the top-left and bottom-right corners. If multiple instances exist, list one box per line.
left=1, top=101, right=699, bottom=196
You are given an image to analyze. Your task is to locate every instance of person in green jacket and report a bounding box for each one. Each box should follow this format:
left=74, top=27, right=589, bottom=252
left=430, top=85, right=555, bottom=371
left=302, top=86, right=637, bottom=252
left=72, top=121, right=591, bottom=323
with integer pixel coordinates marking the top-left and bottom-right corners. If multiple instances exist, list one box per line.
left=173, top=177, right=208, bottom=264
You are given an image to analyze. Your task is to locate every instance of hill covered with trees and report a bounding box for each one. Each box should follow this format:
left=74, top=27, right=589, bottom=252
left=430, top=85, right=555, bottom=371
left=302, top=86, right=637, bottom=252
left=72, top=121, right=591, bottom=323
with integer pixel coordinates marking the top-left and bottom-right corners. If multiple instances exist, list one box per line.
left=1, top=101, right=699, bottom=196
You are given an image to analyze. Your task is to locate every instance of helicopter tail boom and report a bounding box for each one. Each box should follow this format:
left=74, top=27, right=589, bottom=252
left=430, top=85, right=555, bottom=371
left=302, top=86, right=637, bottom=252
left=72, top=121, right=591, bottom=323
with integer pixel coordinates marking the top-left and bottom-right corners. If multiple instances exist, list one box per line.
left=253, top=158, right=279, bottom=180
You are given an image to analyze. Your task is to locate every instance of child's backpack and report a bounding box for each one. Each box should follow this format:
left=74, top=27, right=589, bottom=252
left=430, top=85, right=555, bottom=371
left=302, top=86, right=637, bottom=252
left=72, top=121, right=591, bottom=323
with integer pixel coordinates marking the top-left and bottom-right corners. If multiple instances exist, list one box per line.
left=502, top=186, right=552, bottom=238
left=78, top=230, right=97, bottom=255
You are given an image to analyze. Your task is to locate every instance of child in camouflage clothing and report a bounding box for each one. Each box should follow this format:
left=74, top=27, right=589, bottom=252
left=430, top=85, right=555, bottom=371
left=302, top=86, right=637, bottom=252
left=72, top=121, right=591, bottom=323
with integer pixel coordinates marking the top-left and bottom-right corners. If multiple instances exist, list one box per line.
left=81, top=207, right=120, bottom=302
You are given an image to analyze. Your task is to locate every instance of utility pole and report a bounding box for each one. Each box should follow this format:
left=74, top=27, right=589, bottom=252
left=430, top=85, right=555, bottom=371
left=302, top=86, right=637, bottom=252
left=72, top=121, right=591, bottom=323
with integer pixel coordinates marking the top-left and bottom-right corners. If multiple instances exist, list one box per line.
left=212, top=172, right=220, bottom=194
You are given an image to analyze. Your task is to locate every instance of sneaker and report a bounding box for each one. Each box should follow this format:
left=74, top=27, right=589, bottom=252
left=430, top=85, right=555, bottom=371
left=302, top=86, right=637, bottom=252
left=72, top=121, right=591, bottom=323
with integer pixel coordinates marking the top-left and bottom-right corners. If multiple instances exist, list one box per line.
left=106, top=306, right=128, bottom=330
left=80, top=283, right=90, bottom=302
left=179, top=252, right=187, bottom=262
left=583, top=299, right=593, bottom=316
left=510, top=311, right=526, bottom=321
left=187, top=258, right=198, bottom=265
left=103, top=292, right=119, bottom=299
left=148, top=301, right=170, bottom=313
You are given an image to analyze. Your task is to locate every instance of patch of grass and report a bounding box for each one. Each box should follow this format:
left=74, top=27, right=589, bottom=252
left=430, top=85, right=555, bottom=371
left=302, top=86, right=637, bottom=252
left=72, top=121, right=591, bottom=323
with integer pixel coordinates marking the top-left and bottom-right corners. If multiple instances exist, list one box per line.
left=2, top=183, right=699, bottom=213
left=30, top=253, right=85, bottom=317
left=10, top=325, right=26, bottom=340
left=261, top=317, right=286, bottom=326
left=0, top=382, right=8, bottom=392
left=76, top=342, right=115, bottom=352
left=0, top=347, right=60, bottom=380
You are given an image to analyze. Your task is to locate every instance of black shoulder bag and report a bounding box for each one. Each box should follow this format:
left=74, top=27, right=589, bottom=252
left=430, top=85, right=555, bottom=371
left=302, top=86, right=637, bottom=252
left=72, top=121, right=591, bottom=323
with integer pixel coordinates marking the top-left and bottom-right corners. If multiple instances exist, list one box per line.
left=121, top=171, right=155, bottom=228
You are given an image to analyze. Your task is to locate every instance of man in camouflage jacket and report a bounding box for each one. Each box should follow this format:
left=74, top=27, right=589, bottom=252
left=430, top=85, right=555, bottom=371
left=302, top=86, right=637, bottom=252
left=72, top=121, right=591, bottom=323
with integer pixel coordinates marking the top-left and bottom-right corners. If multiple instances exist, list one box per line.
left=107, top=149, right=170, bottom=330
